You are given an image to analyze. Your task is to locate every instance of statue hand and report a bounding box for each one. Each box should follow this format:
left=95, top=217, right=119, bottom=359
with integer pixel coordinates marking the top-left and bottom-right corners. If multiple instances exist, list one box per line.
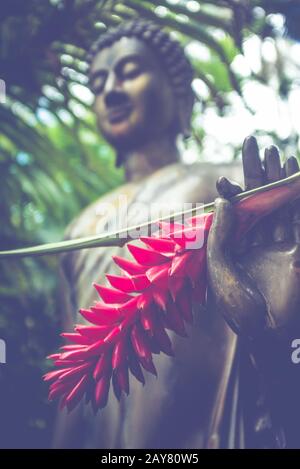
left=207, top=136, right=300, bottom=340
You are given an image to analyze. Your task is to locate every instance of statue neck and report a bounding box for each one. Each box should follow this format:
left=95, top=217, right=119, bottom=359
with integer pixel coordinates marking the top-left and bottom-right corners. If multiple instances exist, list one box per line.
left=122, top=136, right=180, bottom=183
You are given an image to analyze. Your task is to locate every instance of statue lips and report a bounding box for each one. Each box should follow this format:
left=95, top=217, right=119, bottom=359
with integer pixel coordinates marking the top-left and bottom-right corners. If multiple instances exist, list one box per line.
left=107, top=104, right=133, bottom=124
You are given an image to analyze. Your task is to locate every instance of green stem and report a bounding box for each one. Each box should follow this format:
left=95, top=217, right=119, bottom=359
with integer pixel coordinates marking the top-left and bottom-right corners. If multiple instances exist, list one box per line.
left=0, top=171, right=300, bottom=259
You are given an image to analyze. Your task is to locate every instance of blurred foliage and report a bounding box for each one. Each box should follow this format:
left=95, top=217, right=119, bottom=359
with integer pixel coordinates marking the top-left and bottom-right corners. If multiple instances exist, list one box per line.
left=0, top=0, right=299, bottom=448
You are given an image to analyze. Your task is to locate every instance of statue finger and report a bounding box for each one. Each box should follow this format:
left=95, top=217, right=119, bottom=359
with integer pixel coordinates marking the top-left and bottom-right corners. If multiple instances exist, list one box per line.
left=275, top=164, right=292, bottom=242
left=216, top=176, right=242, bottom=199
left=264, top=146, right=289, bottom=243
left=264, top=145, right=281, bottom=182
left=285, top=156, right=300, bottom=243
left=242, top=136, right=265, bottom=190
left=242, top=136, right=265, bottom=246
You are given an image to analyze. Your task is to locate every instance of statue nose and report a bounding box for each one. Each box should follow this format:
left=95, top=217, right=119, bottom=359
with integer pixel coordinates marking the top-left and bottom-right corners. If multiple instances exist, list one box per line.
left=105, top=90, right=128, bottom=108
left=104, top=74, right=129, bottom=108
left=104, top=78, right=128, bottom=107
left=103, top=72, right=122, bottom=97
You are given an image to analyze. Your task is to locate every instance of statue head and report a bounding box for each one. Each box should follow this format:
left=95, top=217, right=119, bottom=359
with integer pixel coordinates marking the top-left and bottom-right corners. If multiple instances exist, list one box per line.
left=87, top=20, right=195, bottom=166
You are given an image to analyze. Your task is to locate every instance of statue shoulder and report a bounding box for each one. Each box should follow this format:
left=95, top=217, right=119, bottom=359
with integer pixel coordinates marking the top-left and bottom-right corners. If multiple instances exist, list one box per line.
left=146, top=161, right=243, bottom=204
left=63, top=161, right=243, bottom=240
left=183, top=161, right=242, bottom=183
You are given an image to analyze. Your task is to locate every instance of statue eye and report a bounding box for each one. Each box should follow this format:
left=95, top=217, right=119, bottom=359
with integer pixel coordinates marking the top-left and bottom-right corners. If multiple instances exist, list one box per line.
left=121, top=61, right=142, bottom=79
left=91, top=74, right=106, bottom=95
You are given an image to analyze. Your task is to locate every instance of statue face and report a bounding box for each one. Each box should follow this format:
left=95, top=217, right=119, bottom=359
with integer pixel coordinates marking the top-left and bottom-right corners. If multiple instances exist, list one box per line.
left=89, top=37, right=177, bottom=152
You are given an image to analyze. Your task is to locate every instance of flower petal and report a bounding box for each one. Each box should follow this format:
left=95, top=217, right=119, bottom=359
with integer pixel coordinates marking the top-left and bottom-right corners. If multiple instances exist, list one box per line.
left=115, top=365, right=129, bottom=395
left=112, top=256, right=146, bottom=275
left=106, top=273, right=150, bottom=292
left=140, top=236, right=175, bottom=253
left=112, top=337, right=128, bottom=369
left=93, top=284, right=131, bottom=304
left=131, top=324, right=152, bottom=361
left=80, top=308, right=118, bottom=326
left=95, top=375, right=111, bottom=409
left=93, top=354, right=109, bottom=381
left=128, top=244, right=169, bottom=266
left=75, top=325, right=112, bottom=340
left=61, top=333, right=92, bottom=345
left=128, top=350, right=145, bottom=385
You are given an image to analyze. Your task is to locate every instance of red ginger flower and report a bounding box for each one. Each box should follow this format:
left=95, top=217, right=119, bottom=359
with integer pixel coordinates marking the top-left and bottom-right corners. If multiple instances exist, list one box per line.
left=44, top=213, right=213, bottom=413
left=44, top=180, right=300, bottom=413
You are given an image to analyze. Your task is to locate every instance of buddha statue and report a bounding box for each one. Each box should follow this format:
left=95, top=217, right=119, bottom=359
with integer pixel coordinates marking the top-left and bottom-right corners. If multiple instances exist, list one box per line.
left=53, top=19, right=300, bottom=449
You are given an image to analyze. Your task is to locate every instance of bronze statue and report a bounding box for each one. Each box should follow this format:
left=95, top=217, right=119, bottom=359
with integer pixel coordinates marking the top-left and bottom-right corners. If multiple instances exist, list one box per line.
left=53, top=20, right=300, bottom=449
left=208, top=144, right=300, bottom=448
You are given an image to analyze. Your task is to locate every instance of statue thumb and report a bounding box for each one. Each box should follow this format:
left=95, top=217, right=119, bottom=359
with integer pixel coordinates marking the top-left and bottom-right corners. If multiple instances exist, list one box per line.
left=210, top=198, right=236, bottom=249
